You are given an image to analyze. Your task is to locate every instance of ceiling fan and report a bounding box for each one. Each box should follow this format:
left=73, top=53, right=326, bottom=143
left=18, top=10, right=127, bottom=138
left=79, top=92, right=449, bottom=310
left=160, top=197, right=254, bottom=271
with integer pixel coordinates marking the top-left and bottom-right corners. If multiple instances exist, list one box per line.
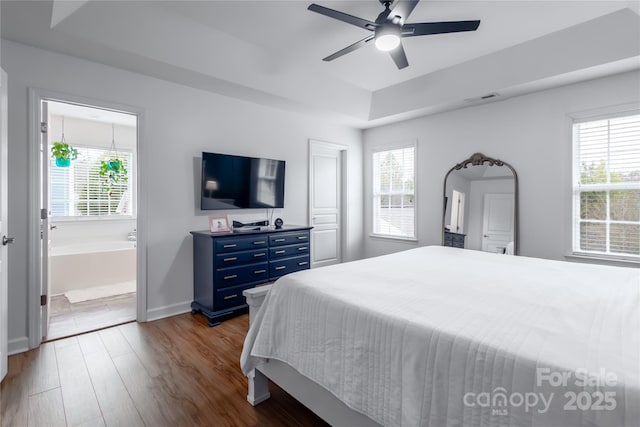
left=308, top=0, right=480, bottom=69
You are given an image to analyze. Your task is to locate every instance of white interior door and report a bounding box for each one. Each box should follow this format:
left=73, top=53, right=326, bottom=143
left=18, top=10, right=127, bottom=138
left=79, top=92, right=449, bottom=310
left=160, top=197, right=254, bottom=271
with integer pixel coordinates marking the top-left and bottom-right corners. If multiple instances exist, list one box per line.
left=309, top=142, right=343, bottom=268
left=449, top=190, right=466, bottom=233
left=1, top=69, right=10, bottom=381
left=40, top=101, right=50, bottom=339
left=482, top=193, right=514, bottom=253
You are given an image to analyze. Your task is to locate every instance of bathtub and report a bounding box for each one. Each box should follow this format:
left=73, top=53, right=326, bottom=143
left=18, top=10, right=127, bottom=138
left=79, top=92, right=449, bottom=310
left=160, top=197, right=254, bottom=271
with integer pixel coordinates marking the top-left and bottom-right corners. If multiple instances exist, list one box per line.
left=50, top=240, right=137, bottom=295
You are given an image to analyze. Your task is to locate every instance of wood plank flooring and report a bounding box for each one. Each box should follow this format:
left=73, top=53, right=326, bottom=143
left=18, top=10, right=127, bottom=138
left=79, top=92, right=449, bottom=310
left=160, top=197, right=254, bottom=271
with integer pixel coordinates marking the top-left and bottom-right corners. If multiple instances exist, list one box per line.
left=1, top=313, right=328, bottom=427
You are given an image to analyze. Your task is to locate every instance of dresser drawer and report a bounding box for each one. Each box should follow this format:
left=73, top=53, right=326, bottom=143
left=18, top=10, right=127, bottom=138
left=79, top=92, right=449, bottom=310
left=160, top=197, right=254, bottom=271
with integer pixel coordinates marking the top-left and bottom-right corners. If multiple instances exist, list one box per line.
left=269, top=243, right=309, bottom=259
left=215, top=283, right=255, bottom=311
left=215, top=262, right=269, bottom=289
left=269, top=255, right=310, bottom=279
left=269, top=231, right=309, bottom=247
left=214, top=248, right=268, bottom=268
left=214, top=235, right=268, bottom=253
left=444, top=232, right=465, bottom=248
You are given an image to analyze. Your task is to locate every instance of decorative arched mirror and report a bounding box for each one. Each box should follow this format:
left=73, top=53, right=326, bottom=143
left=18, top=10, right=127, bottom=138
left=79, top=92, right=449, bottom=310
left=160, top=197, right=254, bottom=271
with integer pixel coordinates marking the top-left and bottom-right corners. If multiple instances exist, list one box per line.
left=442, top=153, right=519, bottom=255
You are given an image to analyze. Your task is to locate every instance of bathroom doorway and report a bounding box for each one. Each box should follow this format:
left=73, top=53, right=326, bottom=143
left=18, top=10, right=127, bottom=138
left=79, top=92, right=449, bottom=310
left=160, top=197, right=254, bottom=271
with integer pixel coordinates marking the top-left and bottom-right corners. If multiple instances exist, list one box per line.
left=43, top=100, right=138, bottom=341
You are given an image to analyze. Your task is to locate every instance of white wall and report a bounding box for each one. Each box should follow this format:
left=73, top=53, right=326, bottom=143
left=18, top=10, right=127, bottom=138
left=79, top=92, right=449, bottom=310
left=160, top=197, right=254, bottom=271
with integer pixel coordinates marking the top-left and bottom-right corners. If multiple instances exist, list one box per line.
left=49, top=114, right=137, bottom=150
left=363, top=70, right=640, bottom=260
left=3, top=40, right=363, bottom=351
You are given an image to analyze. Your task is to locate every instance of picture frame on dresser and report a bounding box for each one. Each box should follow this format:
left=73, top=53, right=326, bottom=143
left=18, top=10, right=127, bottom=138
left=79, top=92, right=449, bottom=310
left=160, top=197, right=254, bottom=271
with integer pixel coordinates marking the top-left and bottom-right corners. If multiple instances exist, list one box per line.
left=209, top=214, right=231, bottom=233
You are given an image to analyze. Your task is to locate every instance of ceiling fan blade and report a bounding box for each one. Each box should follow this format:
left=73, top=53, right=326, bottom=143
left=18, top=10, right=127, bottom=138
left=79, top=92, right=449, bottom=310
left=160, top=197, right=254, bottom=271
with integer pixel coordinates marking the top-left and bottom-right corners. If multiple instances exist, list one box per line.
left=308, top=4, right=376, bottom=31
left=390, top=0, right=420, bottom=24
left=323, top=35, right=375, bottom=62
left=403, top=20, right=480, bottom=37
left=389, top=42, right=409, bottom=69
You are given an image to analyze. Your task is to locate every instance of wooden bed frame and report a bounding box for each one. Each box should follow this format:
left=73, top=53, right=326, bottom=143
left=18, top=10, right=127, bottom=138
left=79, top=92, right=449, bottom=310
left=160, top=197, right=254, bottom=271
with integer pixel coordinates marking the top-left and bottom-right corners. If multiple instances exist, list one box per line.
left=243, top=286, right=380, bottom=427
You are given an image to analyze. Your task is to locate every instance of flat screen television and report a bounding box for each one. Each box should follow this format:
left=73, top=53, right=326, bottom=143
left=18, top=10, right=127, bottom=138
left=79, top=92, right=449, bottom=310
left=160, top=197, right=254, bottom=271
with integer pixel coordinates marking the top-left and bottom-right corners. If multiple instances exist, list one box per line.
left=201, top=152, right=285, bottom=210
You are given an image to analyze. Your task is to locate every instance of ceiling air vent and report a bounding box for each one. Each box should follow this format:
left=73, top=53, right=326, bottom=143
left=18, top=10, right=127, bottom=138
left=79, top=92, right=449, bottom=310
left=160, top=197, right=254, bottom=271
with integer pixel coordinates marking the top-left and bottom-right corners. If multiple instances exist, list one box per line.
left=464, top=93, right=500, bottom=102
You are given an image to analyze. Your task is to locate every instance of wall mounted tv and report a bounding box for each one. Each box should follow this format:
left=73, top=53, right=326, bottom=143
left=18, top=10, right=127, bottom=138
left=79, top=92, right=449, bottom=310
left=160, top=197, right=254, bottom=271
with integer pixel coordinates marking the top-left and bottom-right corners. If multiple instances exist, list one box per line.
left=201, top=152, right=285, bottom=210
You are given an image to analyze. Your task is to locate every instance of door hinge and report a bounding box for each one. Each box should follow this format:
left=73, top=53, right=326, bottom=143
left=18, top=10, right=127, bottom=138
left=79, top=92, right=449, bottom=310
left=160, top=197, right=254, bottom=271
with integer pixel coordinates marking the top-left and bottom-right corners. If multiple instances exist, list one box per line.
left=41, top=209, right=48, bottom=220
left=40, top=295, right=47, bottom=306
left=40, top=122, right=48, bottom=133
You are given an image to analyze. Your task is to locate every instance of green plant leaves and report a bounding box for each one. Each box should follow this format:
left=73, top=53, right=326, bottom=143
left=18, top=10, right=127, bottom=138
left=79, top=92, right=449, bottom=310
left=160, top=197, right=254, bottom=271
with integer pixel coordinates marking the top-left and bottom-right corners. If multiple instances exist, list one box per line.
left=51, top=142, right=78, bottom=162
left=99, top=158, right=128, bottom=194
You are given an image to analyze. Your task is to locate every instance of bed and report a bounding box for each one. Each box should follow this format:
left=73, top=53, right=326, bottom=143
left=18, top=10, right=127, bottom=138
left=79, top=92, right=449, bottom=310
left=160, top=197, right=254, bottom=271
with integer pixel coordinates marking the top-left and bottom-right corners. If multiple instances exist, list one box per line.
left=240, top=246, right=640, bottom=427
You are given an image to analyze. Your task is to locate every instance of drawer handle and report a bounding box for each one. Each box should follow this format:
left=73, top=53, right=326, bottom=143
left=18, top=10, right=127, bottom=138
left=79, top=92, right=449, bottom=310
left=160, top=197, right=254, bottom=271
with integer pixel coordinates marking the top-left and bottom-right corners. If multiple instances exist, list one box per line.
left=275, top=250, right=286, bottom=254
left=254, top=269, right=266, bottom=274
left=298, top=261, right=308, bottom=266
left=223, top=244, right=237, bottom=248
left=298, top=247, right=307, bottom=251
left=223, top=294, right=238, bottom=300
left=223, top=274, right=237, bottom=280
left=223, top=257, right=237, bottom=262
left=275, top=266, right=286, bottom=270
left=274, top=238, right=286, bottom=242
left=254, top=253, right=265, bottom=257
left=253, top=241, right=266, bottom=245
left=297, top=236, right=307, bottom=240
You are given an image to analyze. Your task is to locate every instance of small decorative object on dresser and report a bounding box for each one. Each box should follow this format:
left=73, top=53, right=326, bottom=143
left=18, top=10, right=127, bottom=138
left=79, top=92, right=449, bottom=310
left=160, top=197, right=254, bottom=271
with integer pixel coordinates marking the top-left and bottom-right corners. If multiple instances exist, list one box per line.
left=190, top=225, right=312, bottom=326
left=209, top=214, right=231, bottom=233
left=274, top=218, right=283, bottom=229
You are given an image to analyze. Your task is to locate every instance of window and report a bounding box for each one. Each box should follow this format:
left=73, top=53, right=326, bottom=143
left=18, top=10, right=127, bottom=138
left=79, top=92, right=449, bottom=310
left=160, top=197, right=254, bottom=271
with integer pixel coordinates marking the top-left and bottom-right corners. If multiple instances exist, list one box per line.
left=572, top=113, right=640, bottom=259
left=372, top=145, right=416, bottom=239
left=50, top=145, right=134, bottom=217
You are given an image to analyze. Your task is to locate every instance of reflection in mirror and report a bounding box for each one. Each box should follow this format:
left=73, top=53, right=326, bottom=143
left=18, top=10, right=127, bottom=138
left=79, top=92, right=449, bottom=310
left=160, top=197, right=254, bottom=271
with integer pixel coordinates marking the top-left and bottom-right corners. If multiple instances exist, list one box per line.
left=442, top=153, right=518, bottom=255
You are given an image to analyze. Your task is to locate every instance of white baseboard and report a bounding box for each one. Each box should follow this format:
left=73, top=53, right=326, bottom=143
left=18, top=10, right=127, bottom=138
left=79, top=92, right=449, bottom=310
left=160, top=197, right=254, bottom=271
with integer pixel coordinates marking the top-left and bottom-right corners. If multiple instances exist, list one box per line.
left=8, top=337, right=29, bottom=355
left=145, top=300, right=192, bottom=322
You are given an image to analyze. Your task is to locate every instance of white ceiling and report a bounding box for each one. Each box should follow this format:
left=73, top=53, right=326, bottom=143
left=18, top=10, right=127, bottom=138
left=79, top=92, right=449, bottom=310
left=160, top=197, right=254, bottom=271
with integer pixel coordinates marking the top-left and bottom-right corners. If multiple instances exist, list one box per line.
left=2, top=0, right=639, bottom=128
left=48, top=100, right=137, bottom=127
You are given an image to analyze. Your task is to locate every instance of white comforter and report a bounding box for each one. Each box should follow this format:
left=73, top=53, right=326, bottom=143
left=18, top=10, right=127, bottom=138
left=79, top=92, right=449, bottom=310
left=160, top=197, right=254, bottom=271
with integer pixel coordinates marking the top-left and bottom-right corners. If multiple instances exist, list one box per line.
left=241, top=246, right=640, bottom=427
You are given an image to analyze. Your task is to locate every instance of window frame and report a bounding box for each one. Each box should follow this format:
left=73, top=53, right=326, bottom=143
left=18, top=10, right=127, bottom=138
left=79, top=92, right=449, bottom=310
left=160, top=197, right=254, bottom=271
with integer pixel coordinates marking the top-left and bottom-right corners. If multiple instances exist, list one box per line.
left=570, top=108, right=640, bottom=262
left=49, top=142, right=136, bottom=221
left=370, top=142, right=418, bottom=241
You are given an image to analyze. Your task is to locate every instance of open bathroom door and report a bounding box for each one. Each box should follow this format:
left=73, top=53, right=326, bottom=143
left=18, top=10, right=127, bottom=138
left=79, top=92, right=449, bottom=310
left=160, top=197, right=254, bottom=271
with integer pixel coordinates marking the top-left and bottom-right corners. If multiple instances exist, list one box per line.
left=1, top=69, right=10, bottom=381
left=40, top=100, right=50, bottom=340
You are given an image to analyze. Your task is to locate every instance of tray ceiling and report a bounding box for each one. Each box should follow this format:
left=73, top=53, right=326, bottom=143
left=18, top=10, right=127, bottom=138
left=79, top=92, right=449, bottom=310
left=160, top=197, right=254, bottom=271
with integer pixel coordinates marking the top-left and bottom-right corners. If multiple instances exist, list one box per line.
left=2, top=1, right=639, bottom=128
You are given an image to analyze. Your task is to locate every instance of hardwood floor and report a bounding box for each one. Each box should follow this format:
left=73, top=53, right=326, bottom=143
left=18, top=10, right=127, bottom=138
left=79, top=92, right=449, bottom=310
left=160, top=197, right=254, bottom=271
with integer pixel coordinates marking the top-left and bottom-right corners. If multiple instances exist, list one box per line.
left=1, top=313, right=328, bottom=427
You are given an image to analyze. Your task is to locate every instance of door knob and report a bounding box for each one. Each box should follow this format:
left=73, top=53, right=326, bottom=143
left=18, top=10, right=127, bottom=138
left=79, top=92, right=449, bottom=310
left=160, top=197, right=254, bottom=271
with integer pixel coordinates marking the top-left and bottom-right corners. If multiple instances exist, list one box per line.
left=2, top=236, right=15, bottom=246
left=49, top=224, right=57, bottom=230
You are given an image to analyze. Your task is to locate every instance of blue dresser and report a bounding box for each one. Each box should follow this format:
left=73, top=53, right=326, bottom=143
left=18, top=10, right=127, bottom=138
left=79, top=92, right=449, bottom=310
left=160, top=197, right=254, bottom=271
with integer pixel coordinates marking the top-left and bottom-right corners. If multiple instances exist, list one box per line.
left=443, top=231, right=466, bottom=248
left=190, top=226, right=312, bottom=326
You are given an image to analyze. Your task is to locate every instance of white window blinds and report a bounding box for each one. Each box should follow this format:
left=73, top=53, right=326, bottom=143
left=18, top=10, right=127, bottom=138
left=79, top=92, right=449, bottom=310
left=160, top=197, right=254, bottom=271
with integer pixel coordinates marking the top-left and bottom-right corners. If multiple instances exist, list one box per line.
left=372, top=146, right=416, bottom=239
left=49, top=146, right=133, bottom=217
left=573, top=113, right=640, bottom=258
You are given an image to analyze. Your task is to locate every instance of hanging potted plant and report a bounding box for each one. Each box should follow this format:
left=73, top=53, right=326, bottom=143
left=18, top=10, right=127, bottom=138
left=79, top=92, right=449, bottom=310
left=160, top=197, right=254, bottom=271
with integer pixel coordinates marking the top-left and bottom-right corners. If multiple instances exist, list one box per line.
left=51, top=117, right=78, bottom=167
left=99, top=158, right=128, bottom=194
left=51, top=141, right=78, bottom=167
left=99, top=124, right=128, bottom=195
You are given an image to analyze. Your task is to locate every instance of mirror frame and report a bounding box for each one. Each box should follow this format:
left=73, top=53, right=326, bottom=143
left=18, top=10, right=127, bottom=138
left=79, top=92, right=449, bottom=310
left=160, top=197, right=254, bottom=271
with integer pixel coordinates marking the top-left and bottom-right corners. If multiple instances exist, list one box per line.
left=442, top=152, right=519, bottom=255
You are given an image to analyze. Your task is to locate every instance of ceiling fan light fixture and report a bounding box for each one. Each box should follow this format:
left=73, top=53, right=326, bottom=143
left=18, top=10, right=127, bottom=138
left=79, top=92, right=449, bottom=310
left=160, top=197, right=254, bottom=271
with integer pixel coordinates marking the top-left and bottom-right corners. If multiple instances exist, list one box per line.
left=308, top=0, right=481, bottom=69
left=375, top=34, right=400, bottom=51
left=374, top=24, right=401, bottom=51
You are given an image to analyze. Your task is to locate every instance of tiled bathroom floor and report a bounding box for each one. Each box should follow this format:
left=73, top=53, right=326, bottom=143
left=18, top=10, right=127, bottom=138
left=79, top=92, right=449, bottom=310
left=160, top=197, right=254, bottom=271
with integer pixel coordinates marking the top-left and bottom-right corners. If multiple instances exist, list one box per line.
left=46, top=292, right=136, bottom=341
